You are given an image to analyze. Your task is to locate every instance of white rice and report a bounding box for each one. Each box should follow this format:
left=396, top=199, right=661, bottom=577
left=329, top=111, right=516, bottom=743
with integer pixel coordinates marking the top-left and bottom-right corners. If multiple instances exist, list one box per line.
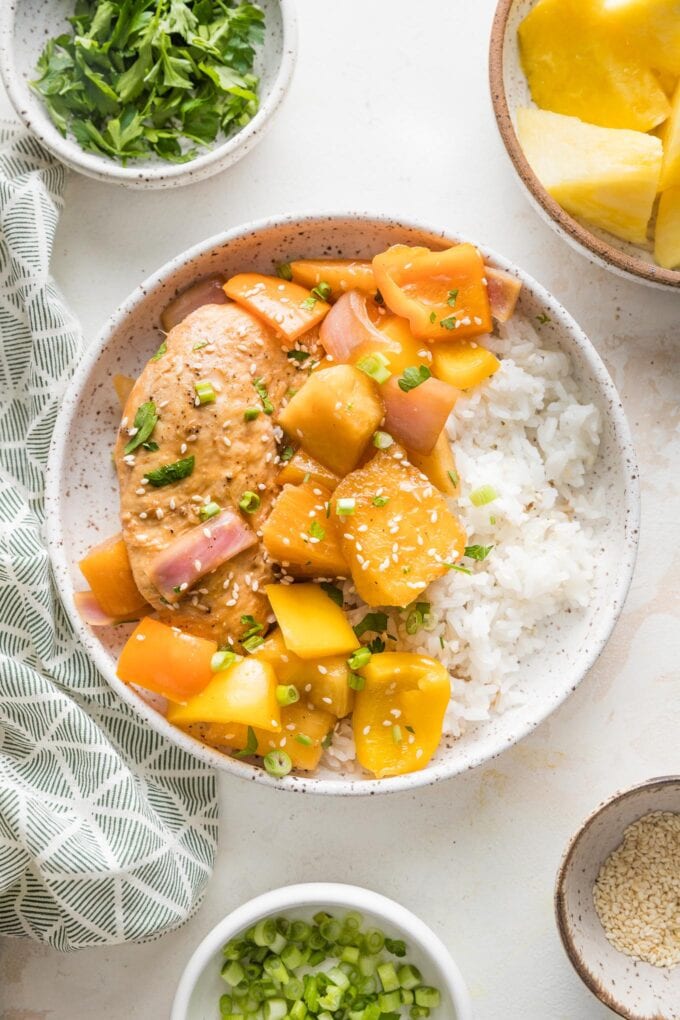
left=323, top=315, right=605, bottom=772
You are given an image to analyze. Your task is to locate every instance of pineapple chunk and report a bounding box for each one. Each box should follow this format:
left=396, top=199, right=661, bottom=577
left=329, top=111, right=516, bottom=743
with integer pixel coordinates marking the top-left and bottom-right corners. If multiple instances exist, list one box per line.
left=255, top=629, right=355, bottom=717
left=660, top=83, right=680, bottom=190
left=276, top=450, right=340, bottom=491
left=333, top=449, right=467, bottom=608
left=655, top=187, right=680, bottom=268
left=517, top=107, right=662, bottom=244
left=519, top=0, right=670, bottom=132
left=278, top=365, right=384, bottom=476
left=194, top=702, right=337, bottom=771
left=601, top=0, right=680, bottom=76
left=262, top=483, right=349, bottom=578
left=407, top=432, right=460, bottom=497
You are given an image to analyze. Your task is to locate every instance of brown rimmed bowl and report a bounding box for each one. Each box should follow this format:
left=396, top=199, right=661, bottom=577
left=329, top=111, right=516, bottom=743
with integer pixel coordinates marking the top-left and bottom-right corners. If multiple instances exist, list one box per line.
left=489, top=0, right=680, bottom=291
left=555, top=777, right=680, bottom=1019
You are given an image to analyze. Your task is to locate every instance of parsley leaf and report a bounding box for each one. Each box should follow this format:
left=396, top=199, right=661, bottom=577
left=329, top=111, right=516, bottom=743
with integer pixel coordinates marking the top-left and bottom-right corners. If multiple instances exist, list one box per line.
left=398, top=365, right=431, bottom=393
left=320, top=582, right=343, bottom=607
left=145, top=455, right=195, bottom=487
left=124, top=401, right=158, bottom=455
left=464, top=544, right=494, bottom=561
left=354, top=612, right=388, bottom=638
left=308, top=520, right=326, bottom=541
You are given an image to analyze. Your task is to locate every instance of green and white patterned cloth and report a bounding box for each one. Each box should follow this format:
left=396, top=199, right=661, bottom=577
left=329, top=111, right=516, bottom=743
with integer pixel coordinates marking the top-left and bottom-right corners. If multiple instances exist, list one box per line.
left=0, top=126, right=217, bottom=951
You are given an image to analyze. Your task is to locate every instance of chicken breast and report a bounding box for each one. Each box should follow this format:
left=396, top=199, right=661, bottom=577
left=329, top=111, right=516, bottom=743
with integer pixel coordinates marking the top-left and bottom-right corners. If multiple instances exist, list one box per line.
left=115, top=302, right=297, bottom=643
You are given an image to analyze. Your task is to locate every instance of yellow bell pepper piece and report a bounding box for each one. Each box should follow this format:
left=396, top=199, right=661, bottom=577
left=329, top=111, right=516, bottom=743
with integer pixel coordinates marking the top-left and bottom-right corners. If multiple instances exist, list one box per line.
left=166, top=657, right=281, bottom=731
left=353, top=653, right=451, bottom=778
left=198, top=701, right=336, bottom=772
left=431, top=340, right=500, bottom=390
left=265, top=583, right=359, bottom=660
left=255, top=628, right=355, bottom=717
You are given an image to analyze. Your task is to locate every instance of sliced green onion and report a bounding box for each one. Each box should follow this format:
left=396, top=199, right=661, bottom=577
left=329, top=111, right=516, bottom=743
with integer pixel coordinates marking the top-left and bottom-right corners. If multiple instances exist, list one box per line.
left=447, top=468, right=459, bottom=488
left=356, top=352, right=392, bottom=384
left=200, top=501, right=221, bottom=521
left=239, top=491, right=261, bottom=513
left=264, top=750, right=292, bottom=778
left=211, top=649, right=239, bottom=672
left=244, top=407, right=260, bottom=422
left=243, top=634, right=264, bottom=652
left=150, top=340, right=167, bottom=362
left=415, top=986, right=441, bottom=1008
left=373, top=430, right=394, bottom=450
left=311, top=281, right=332, bottom=302
left=295, top=733, right=313, bottom=747
left=195, top=380, right=216, bottom=405
left=276, top=684, right=300, bottom=707
left=348, top=647, right=372, bottom=670
left=253, top=377, right=274, bottom=415
left=336, top=497, right=356, bottom=516
left=372, top=494, right=389, bottom=507
left=470, top=484, right=498, bottom=506
left=277, top=262, right=293, bottom=281
left=347, top=672, right=365, bottom=692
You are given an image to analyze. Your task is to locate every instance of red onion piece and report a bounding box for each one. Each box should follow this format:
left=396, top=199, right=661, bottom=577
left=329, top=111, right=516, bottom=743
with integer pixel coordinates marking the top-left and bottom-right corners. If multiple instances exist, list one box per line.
left=382, top=376, right=458, bottom=455
left=149, top=509, right=257, bottom=602
left=319, top=290, right=392, bottom=362
left=486, top=267, right=522, bottom=323
left=161, top=275, right=227, bottom=333
left=74, top=590, right=137, bottom=627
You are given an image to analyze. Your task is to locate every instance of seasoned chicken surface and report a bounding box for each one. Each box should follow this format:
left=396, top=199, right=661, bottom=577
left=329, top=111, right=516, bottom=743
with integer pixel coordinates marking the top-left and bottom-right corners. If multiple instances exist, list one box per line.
left=115, top=302, right=296, bottom=642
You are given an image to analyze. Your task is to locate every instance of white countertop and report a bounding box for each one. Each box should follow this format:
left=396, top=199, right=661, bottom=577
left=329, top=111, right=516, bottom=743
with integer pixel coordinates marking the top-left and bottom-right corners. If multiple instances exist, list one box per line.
left=1, top=1, right=679, bottom=1017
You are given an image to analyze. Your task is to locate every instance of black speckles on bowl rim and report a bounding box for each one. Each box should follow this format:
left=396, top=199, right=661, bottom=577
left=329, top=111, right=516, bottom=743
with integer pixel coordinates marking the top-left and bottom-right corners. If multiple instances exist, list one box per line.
left=45, top=212, right=641, bottom=796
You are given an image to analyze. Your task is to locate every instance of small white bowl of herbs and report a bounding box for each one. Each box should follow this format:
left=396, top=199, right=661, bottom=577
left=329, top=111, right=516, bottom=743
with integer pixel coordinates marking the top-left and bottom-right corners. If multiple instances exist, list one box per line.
left=0, top=0, right=296, bottom=189
left=171, top=883, right=473, bottom=1020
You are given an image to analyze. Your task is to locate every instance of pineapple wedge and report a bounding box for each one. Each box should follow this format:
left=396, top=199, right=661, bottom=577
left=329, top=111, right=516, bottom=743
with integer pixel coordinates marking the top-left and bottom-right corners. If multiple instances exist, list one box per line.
left=655, top=187, right=680, bottom=268
left=660, top=84, right=680, bottom=191
left=601, top=0, right=680, bottom=76
left=517, top=108, right=663, bottom=244
left=518, top=0, right=670, bottom=132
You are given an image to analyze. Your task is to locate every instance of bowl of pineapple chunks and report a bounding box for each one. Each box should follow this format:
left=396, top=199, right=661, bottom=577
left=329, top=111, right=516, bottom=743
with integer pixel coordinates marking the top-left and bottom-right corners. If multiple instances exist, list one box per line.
left=490, top=0, right=680, bottom=289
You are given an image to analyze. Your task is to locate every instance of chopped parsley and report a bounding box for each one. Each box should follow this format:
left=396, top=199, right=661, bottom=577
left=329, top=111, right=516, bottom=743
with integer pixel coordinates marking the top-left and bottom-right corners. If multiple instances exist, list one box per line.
left=300, top=295, right=317, bottom=310
left=150, top=340, right=167, bottom=362
left=234, top=726, right=258, bottom=758
left=308, top=520, right=326, bottom=541
left=280, top=445, right=294, bottom=462
left=398, top=364, right=431, bottom=392
left=447, top=469, right=460, bottom=488
left=287, top=349, right=311, bottom=363
left=124, top=400, right=158, bottom=455
left=31, top=0, right=265, bottom=165
left=440, top=315, right=457, bottom=330
left=447, top=289, right=459, bottom=307
left=253, top=377, right=273, bottom=414
left=429, top=311, right=437, bottom=323
left=146, top=455, right=194, bottom=487
left=464, top=544, right=494, bottom=561
left=320, top=583, right=343, bottom=608
left=536, top=312, right=551, bottom=325
left=354, top=611, right=388, bottom=639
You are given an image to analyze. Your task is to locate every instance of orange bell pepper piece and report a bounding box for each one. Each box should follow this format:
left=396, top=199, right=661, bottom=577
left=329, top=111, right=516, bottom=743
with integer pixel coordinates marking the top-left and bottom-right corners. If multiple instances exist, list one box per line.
left=289, top=259, right=377, bottom=301
left=431, top=340, right=500, bottom=390
left=223, top=273, right=330, bottom=342
left=372, top=243, right=492, bottom=342
left=79, top=533, right=147, bottom=620
left=353, top=653, right=451, bottom=778
left=117, top=617, right=216, bottom=703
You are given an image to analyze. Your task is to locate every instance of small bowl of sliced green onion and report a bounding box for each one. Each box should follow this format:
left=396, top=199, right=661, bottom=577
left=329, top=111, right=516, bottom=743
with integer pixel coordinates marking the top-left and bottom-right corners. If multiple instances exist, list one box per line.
left=171, top=883, right=472, bottom=1020
left=0, top=0, right=297, bottom=189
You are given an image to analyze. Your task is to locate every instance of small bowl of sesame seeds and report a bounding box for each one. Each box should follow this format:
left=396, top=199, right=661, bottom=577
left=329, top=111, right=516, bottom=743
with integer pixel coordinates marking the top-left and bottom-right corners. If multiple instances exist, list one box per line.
left=555, top=777, right=680, bottom=1019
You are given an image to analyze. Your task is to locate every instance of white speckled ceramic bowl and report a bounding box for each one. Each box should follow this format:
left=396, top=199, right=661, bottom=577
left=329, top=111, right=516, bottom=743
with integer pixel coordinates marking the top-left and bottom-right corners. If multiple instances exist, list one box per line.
left=171, top=883, right=473, bottom=1020
left=45, top=212, right=640, bottom=795
left=0, top=0, right=296, bottom=189
left=489, top=0, right=680, bottom=291
left=555, top=778, right=680, bottom=1019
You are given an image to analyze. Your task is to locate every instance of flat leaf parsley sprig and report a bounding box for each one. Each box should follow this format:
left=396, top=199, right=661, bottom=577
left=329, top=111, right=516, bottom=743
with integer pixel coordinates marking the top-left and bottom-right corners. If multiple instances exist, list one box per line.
left=32, top=0, right=265, bottom=164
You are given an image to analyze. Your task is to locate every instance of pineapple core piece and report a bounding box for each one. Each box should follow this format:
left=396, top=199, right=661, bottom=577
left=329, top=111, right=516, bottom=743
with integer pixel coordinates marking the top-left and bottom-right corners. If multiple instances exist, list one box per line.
left=518, top=0, right=670, bottom=132
left=655, top=187, right=680, bottom=269
left=517, top=107, right=662, bottom=245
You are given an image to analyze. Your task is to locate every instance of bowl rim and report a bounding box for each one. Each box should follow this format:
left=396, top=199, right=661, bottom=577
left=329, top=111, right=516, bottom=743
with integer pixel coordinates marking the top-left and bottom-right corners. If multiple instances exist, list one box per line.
left=169, top=881, right=474, bottom=1020
left=0, top=0, right=298, bottom=187
left=554, top=775, right=680, bottom=1019
left=488, top=0, right=680, bottom=291
left=44, top=209, right=641, bottom=797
